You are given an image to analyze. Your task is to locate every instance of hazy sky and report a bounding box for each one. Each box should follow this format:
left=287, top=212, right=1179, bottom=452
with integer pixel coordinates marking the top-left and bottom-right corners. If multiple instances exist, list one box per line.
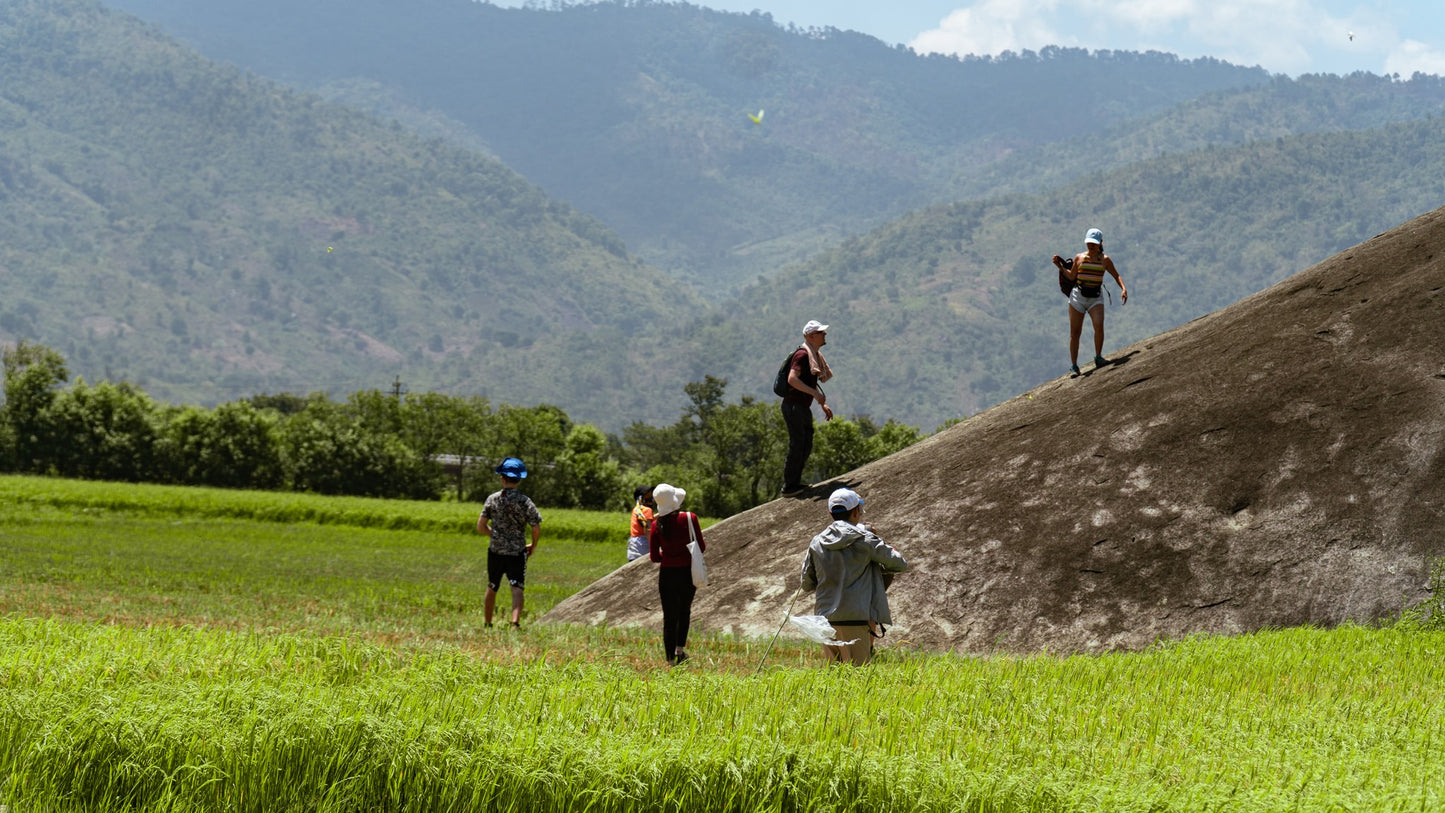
left=498, top=0, right=1445, bottom=78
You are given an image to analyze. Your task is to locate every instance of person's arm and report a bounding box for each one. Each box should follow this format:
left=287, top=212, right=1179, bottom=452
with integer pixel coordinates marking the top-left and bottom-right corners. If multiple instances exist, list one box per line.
left=1105, top=257, right=1127, bottom=303
left=477, top=512, right=491, bottom=536
left=649, top=519, right=663, bottom=563
left=867, top=532, right=909, bottom=574
left=690, top=513, right=705, bottom=552
left=527, top=523, right=540, bottom=557
left=800, top=549, right=818, bottom=592
left=787, top=366, right=833, bottom=420
left=786, top=367, right=824, bottom=404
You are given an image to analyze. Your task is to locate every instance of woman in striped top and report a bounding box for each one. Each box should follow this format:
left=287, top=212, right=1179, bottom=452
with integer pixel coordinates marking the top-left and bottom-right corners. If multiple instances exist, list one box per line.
left=1065, top=227, right=1128, bottom=375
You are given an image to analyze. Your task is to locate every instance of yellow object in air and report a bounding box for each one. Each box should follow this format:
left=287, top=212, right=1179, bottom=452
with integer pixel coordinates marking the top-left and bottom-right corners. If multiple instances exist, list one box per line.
left=749, top=109, right=765, bottom=125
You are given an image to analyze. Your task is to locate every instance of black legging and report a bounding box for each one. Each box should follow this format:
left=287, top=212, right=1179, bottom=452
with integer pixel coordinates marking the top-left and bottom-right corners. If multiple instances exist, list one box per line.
left=658, top=566, right=696, bottom=662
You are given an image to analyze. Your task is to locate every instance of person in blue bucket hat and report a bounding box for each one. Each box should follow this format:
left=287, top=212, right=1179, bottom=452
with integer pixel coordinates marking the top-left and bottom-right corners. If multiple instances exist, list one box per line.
left=477, top=457, right=542, bottom=629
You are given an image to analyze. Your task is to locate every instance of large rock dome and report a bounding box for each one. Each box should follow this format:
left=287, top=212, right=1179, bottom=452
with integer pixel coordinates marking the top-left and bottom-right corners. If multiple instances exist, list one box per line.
left=545, top=206, right=1445, bottom=653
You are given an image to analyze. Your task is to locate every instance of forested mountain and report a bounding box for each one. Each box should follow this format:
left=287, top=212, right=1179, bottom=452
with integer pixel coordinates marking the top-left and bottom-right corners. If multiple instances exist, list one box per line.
left=5, top=0, right=1445, bottom=433
left=956, top=71, right=1445, bottom=200
left=0, top=0, right=695, bottom=408
left=664, top=115, right=1445, bottom=428
left=101, top=0, right=1272, bottom=294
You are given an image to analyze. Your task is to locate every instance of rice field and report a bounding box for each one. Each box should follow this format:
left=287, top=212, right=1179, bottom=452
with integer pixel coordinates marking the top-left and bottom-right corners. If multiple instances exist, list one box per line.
left=1, top=475, right=1441, bottom=812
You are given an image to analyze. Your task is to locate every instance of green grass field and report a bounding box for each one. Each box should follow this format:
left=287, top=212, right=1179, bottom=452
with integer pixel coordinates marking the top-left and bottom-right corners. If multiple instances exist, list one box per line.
left=1, top=475, right=1441, bottom=812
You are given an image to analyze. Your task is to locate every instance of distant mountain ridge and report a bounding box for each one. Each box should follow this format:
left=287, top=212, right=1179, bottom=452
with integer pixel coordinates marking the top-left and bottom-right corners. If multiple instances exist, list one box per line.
left=0, top=0, right=694, bottom=410
left=103, top=0, right=1273, bottom=294
left=660, top=112, right=1445, bottom=429
left=5, top=0, right=1445, bottom=433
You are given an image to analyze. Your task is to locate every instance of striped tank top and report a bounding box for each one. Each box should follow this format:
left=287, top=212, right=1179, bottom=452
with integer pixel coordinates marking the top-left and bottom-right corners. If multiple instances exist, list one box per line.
left=1075, top=255, right=1106, bottom=296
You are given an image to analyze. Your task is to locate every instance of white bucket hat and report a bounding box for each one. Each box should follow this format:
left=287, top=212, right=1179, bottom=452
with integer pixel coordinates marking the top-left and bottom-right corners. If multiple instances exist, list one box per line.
left=653, top=483, right=687, bottom=515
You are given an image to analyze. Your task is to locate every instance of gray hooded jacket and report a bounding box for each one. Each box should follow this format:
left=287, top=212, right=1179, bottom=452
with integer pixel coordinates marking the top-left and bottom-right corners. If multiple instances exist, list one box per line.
left=800, top=520, right=909, bottom=626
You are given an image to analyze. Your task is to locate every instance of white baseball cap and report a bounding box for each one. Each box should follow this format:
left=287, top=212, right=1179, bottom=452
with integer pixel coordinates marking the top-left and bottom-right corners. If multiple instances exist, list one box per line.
left=1085, top=228, right=1104, bottom=245
left=803, top=320, right=829, bottom=335
left=828, top=488, right=863, bottom=513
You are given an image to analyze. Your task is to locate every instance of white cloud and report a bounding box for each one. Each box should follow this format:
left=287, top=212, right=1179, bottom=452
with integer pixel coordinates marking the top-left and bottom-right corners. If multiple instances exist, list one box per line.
left=908, top=0, right=1399, bottom=75
left=909, top=0, right=1067, bottom=57
left=1385, top=39, right=1445, bottom=77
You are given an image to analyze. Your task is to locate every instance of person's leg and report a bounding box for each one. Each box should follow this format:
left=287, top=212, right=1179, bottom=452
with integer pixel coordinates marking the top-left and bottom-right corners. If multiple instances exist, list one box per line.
left=500, top=554, right=526, bottom=626
left=831, top=623, right=872, bottom=666
left=485, top=551, right=502, bottom=626
left=659, top=570, right=683, bottom=661
left=781, top=402, right=814, bottom=490
left=1089, top=304, right=1106, bottom=360
left=1068, top=305, right=1086, bottom=368
left=675, top=581, right=697, bottom=659
left=509, top=585, right=525, bottom=625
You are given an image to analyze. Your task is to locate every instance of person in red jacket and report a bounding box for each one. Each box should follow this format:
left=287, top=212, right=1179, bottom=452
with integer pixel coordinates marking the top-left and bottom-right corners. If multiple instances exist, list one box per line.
left=649, top=483, right=705, bottom=665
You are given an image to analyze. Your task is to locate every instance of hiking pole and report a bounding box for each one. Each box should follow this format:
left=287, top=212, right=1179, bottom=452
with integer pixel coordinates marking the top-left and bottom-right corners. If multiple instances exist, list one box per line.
left=754, top=587, right=801, bottom=676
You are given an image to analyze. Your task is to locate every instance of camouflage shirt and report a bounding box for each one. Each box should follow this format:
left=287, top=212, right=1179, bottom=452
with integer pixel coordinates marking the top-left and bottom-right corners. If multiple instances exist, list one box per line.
left=481, top=488, right=542, bottom=556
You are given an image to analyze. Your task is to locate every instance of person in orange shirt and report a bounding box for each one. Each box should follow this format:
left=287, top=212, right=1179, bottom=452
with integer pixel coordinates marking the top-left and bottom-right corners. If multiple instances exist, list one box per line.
left=626, top=484, right=656, bottom=562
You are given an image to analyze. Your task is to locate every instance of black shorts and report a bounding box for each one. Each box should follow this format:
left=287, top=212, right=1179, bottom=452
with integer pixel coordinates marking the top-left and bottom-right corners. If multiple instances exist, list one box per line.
left=487, top=551, right=527, bottom=590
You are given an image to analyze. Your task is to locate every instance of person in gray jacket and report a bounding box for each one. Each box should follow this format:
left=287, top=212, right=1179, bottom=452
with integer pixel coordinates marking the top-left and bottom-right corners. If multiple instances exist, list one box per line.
left=799, top=487, right=909, bottom=665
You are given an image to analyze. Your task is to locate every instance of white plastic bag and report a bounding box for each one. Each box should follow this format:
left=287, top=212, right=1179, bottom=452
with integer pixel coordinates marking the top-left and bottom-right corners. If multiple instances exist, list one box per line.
left=788, top=614, right=859, bottom=646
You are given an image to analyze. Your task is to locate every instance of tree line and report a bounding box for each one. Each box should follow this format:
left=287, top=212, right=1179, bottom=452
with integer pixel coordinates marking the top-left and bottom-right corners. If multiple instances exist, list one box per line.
left=0, top=342, right=922, bottom=516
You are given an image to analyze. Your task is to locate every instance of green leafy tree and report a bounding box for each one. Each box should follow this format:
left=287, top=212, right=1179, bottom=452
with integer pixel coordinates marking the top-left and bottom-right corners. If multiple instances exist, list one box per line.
left=1, top=341, right=70, bottom=473
left=699, top=397, right=787, bottom=514
left=46, top=379, right=161, bottom=482
left=556, top=424, right=626, bottom=510
left=867, top=419, right=924, bottom=459
left=279, top=399, right=440, bottom=499
left=157, top=401, right=283, bottom=489
left=464, top=404, right=571, bottom=504
left=400, top=392, right=497, bottom=498
left=809, top=418, right=872, bottom=483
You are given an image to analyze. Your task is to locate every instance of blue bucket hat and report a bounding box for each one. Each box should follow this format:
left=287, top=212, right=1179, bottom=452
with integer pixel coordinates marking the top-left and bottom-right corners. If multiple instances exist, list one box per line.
left=495, top=457, right=528, bottom=479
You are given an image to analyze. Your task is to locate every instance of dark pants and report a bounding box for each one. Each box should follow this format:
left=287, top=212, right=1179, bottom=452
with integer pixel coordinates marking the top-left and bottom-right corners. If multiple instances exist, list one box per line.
left=781, top=400, right=814, bottom=490
left=658, top=566, right=696, bottom=662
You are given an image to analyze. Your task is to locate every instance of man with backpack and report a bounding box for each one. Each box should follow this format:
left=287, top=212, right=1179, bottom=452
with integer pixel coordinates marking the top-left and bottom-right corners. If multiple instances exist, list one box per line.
left=774, top=319, right=834, bottom=496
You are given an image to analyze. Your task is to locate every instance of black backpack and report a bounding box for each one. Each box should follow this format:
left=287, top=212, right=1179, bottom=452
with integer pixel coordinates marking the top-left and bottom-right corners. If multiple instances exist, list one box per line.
left=772, top=346, right=801, bottom=397
left=1056, top=256, right=1075, bottom=295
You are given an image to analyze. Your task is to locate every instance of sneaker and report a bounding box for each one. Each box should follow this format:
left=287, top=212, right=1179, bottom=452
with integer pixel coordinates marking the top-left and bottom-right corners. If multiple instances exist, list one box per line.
left=509, top=621, right=521, bottom=630
left=1094, top=355, right=1108, bottom=367
left=779, top=483, right=805, bottom=496
left=1069, top=364, right=1080, bottom=375
left=673, top=649, right=689, bottom=664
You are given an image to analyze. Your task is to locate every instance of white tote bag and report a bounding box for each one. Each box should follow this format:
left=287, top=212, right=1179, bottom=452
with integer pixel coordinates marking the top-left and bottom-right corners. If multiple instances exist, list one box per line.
left=685, top=512, right=708, bottom=588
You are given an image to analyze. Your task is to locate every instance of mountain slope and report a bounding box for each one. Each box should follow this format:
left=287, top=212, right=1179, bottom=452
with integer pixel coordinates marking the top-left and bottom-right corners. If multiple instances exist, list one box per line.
left=661, top=113, right=1445, bottom=430
left=956, top=71, right=1445, bottom=200
left=546, top=204, right=1445, bottom=653
left=0, top=0, right=694, bottom=407
left=102, top=0, right=1271, bottom=293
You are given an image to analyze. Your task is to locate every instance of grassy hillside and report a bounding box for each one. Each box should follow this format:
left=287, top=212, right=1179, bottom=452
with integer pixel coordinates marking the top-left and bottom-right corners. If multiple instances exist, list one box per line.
left=103, top=0, right=1271, bottom=293
left=0, top=0, right=696, bottom=407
